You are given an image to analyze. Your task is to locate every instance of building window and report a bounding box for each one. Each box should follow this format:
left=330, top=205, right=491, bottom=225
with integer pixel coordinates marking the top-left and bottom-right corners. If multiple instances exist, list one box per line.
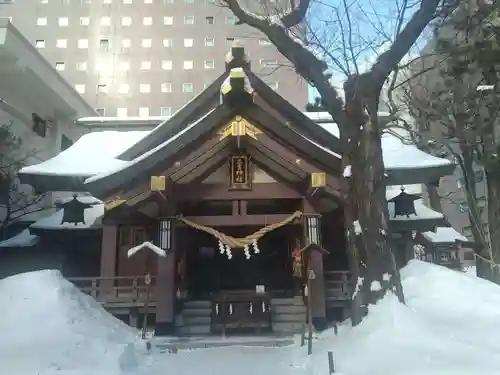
left=74, top=84, right=86, bottom=93
left=60, top=135, right=73, bottom=151
left=95, top=108, right=106, bottom=116
left=163, top=38, right=173, bottom=47
left=184, top=38, right=193, bottom=47
left=140, top=61, right=151, bottom=70
left=141, top=39, right=152, bottom=48
left=182, top=83, right=193, bottom=92
left=117, top=108, right=128, bottom=117
left=55, top=62, right=65, bottom=71
left=139, top=107, right=149, bottom=117
left=205, top=16, right=214, bottom=24
left=140, top=83, right=151, bottom=93
left=204, top=36, right=215, bottom=46
left=32, top=113, right=47, bottom=138
left=160, top=107, right=171, bottom=116
left=204, top=59, right=214, bottom=69
left=118, top=84, right=130, bottom=94
left=101, top=17, right=111, bottom=26
left=37, top=17, right=47, bottom=26
left=76, top=61, right=87, bottom=71
left=184, top=15, right=194, bottom=24
left=56, top=39, right=68, bottom=48
left=260, top=59, right=277, bottom=67
left=161, top=82, right=172, bottom=92
left=121, top=16, right=131, bottom=26
left=122, top=39, right=131, bottom=48
left=226, top=15, right=237, bottom=24
left=259, top=38, right=271, bottom=45
left=80, top=17, right=90, bottom=25
left=100, top=39, right=110, bottom=51
left=119, top=61, right=130, bottom=71
left=58, top=17, right=69, bottom=26
left=97, top=84, right=108, bottom=93
left=162, top=60, right=172, bottom=70
left=164, top=16, right=173, bottom=25
left=35, top=40, right=46, bottom=48
left=463, top=226, right=472, bottom=238
left=183, top=60, right=193, bottom=70
left=143, top=17, right=152, bottom=25
left=78, top=39, right=89, bottom=48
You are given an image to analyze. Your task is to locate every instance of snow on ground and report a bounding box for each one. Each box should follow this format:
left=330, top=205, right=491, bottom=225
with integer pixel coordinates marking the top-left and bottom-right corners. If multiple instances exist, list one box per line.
left=0, top=270, right=142, bottom=375
left=136, top=261, right=500, bottom=375
left=2, top=261, right=499, bottom=375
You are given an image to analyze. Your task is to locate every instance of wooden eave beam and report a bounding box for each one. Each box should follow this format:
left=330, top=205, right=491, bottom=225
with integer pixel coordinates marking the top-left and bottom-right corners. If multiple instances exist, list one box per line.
left=174, top=182, right=303, bottom=201
left=241, top=105, right=342, bottom=173
left=119, top=73, right=229, bottom=161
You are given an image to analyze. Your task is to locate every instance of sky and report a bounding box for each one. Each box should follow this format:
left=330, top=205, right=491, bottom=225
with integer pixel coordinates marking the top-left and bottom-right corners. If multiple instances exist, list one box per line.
left=305, top=0, right=429, bottom=102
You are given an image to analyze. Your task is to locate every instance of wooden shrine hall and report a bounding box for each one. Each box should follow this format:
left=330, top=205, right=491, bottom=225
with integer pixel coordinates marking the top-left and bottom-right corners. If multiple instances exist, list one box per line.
left=16, top=44, right=455, bottom=336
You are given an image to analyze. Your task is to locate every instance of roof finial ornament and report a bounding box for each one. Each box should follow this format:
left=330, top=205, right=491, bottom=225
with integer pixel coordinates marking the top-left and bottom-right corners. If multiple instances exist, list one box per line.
left=225, top=40, right=250, bottom=71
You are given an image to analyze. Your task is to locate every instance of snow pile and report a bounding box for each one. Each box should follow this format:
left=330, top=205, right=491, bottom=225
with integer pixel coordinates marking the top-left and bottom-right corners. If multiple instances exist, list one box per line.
left=423, top=226, right=469, bottom=243
left=0, top=229, right=39, bottom=248
left=0, top=270, right=142, bottom=375
left=299, top=260, right=500, bottom=375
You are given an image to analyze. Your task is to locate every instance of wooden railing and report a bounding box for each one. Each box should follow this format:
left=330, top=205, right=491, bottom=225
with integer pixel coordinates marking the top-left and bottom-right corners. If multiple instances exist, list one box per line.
left=68, top=276, right=157, bottom=306
left=324, top=270, right=351, bottom=306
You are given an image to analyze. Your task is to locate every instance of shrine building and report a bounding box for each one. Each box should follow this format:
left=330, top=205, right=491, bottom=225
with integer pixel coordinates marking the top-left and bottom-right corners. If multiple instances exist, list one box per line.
left=10, top=45, right=456, bottom=336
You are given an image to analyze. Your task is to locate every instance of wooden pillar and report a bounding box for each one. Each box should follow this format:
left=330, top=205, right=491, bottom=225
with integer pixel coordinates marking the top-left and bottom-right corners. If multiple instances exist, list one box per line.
left=302, top=198, right=327, bottom=331
left=100, top=225, right=118, bottom=295
left=155, top=206, right=177, bottom=335
left=309, top=249, right=327, bottom=330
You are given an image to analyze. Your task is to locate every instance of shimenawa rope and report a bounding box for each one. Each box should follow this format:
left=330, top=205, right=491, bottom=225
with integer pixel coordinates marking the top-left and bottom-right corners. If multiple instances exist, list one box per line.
left=176, top=211, right=302, bottom=249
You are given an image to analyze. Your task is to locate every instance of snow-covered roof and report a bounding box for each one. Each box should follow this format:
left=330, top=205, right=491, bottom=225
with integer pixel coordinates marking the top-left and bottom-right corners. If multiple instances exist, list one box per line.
left=0, top=229, right=39, bottom=248
left=30, top=196, right=104, bottom=230
left=422, top=227, right=469, bottom=244
left=19, top=131, right=149, bottom=177
left=85, top=109, right=215, bottom=185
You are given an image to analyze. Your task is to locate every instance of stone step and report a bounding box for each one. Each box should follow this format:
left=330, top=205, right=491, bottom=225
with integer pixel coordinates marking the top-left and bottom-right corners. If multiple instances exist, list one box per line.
left=272, top=321, right=304, bottom=333
left=182, top=307, right=212, bottom=317
left=183, top=300, right=211, bottom=309
left=181, top=316, right=212, bottom=326
left=271, top=297, right=304, bottom=306
left=177, top=324, right=211, bottom=335
left=273, top=313, right=306, bottom=323
left=272, top=304, right=306, bottom=314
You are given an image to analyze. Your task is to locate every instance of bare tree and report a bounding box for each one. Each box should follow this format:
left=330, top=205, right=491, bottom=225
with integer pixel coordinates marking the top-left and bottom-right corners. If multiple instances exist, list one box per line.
left=221, top=0, right=457, bottom=324
left=0, top=122, right=49, bottom=240
left=402, top=1, right=500, bottom=282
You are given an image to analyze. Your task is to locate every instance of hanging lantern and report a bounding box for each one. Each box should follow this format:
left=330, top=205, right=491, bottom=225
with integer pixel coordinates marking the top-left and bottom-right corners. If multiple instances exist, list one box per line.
left=158, top=219, right=172, bottom=250
left=306, top=216, right=321, bottom=245
left=388, top=187, right=422, bottom=218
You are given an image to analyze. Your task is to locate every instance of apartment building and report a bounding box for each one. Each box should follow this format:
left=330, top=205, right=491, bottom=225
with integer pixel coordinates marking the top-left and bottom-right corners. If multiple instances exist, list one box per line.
left=0, top=0, right=308, bottom=118
left=0, top=19, right=96, bottom=239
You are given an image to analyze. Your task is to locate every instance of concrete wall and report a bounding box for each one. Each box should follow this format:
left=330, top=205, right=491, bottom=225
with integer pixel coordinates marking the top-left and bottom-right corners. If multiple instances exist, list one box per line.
left=0, top=1, right=308, bottom=116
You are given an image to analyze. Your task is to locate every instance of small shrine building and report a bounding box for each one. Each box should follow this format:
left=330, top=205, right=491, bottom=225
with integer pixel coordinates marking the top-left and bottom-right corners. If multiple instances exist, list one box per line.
left=8, top=45, right=457, bottom=335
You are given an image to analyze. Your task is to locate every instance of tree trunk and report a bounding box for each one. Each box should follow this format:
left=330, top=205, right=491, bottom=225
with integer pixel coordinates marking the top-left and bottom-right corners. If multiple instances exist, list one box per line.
left=343, top=75, right=405, bottom=326
left=426, top=184, right=443, bottom=212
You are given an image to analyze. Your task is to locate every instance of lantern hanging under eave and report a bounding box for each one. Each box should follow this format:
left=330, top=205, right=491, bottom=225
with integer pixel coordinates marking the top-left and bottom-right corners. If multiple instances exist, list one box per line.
left=158, top=219, right=172, bottom=250
left=388, top=187, right=422, bottom=218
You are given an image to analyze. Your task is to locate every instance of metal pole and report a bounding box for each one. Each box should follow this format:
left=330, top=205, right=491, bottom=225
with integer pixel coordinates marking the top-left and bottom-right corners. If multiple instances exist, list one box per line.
left=307, top=259, right=313, bottom=355
left=328, top=351, right=335, bottom=373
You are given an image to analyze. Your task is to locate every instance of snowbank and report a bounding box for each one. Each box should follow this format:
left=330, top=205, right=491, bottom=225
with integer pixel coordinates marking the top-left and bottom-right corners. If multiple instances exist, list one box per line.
left=299, top=260, right=500, bottom=375
left=136, top=261, right=500, bottom=375
left=0, top=270, right=141, bottom=375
